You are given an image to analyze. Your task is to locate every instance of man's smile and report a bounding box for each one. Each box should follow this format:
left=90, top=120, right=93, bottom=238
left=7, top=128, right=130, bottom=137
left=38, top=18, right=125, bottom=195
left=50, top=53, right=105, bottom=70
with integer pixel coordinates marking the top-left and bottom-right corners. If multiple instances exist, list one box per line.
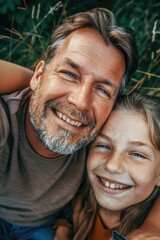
left=55, top=110, right=83, bottom=127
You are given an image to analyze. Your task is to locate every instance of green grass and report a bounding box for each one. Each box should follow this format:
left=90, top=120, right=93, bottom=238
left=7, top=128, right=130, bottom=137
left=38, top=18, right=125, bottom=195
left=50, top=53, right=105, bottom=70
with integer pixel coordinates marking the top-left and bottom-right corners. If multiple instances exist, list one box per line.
left=0, top=0, right=160, bottom=96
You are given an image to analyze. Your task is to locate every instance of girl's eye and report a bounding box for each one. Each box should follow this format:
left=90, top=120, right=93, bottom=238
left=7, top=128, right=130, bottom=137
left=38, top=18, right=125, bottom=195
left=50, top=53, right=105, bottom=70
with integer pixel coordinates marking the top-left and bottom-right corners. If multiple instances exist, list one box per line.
left=131, top=152, right=146, bottom=159
left=97, top=144, right=111, bottom=151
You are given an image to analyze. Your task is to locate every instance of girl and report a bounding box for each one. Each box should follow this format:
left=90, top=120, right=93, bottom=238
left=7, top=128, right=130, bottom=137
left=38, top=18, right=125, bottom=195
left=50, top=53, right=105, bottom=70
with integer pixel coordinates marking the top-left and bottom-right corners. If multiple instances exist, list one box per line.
left=60, top=91, right=160, bottom=240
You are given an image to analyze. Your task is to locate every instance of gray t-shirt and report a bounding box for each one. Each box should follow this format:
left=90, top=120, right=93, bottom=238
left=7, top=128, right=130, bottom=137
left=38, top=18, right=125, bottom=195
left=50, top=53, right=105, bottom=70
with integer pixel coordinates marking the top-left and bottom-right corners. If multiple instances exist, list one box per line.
left=0, top=88, right=87, bottom=227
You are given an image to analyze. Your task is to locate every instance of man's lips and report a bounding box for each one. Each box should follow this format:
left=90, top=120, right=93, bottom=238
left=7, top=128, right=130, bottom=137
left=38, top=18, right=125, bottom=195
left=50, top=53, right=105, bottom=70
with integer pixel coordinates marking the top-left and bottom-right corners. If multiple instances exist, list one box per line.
left=98, top=176, right=132, bottom=190
left=55, top=110, right=84, bottom=127
left=50, top=107, right=87, bottom=128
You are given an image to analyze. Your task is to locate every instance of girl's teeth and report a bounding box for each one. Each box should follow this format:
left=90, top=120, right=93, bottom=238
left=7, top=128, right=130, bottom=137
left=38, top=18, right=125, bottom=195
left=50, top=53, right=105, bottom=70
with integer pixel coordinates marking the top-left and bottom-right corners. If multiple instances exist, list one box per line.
left=110, top=183, right=116, bottom=189
left=102, top=178, right=128, bottom=189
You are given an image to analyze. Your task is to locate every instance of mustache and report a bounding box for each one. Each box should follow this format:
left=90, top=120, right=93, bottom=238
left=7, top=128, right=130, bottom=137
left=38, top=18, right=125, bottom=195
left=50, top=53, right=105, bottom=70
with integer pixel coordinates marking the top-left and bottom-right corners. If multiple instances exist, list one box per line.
left=45, top=100, right=96, bottom=128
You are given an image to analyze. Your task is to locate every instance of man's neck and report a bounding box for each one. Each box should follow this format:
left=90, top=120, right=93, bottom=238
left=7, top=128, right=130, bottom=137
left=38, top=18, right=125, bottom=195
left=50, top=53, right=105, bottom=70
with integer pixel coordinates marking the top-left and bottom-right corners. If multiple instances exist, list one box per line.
left=25, top=107, right=62, bottom=159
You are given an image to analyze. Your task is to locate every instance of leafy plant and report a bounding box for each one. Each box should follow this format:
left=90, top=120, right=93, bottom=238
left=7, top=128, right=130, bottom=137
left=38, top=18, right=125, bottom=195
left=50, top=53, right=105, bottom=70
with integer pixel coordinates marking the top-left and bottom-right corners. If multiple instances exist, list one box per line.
left=0, top=0, right=20, bottom=14
left=0, top=0, right=159, bottom=95
left=112, top=0, right=160, bottom=95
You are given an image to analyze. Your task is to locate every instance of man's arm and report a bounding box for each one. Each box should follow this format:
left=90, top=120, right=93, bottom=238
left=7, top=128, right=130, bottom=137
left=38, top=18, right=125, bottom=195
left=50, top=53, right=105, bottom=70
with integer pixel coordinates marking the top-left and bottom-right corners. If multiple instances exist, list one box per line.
left=0, top=60, right=33, bottom=94
left=127, top=197, right=160, bottom=240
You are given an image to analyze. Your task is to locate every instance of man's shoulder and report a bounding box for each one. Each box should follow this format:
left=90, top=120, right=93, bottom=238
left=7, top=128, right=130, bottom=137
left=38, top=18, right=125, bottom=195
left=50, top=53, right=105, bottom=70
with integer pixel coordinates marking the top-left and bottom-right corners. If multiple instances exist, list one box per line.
left=1, top=87, right=31, bottom=104
left=0, top=98, right=10, bottom=148
left=0, top=87, right=31, bottom=113
left=0, top=88, right=31, bottom=147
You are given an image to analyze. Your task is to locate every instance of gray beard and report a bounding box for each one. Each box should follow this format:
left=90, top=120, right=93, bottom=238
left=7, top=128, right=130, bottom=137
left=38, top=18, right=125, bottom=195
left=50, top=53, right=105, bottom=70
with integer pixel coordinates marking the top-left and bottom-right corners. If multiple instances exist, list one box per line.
left=29, top=96, right=97, bottom=155
left=30, top=114, right=97, bottom=155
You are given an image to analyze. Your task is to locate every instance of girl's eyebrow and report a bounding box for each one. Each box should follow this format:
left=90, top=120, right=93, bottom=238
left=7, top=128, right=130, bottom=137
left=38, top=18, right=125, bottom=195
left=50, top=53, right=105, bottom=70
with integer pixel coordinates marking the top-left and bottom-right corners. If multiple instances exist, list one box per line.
left=98, top=134, right=154, bottom=148
left=128, top=141, right=155, bottom=151
left=128, top=141, right=148, bottom=146
left=97, top=132, right=110, bottom=141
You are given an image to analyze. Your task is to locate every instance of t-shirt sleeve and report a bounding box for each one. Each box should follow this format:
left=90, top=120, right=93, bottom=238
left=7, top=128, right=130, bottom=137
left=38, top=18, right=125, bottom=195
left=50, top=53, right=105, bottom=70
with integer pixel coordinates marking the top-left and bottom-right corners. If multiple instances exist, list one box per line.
left=0, top=98, right=10, bottom=148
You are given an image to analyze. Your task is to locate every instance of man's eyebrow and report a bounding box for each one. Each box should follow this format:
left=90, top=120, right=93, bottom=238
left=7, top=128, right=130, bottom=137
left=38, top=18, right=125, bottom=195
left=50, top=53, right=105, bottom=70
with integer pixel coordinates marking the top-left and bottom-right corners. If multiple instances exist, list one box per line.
left=62, top=58, right=117, bottom=91
left=63, top=58, right=79, bottom=70
left=100, top=79, right=115, bottom=89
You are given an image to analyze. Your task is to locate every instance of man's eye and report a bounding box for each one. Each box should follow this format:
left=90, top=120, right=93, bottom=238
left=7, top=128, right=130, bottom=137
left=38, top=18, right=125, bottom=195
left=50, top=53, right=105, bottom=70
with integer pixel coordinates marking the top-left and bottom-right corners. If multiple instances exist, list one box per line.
left=95, top=86, right=111, bottom=99
left=60, top=71, right=77, bottom=80
left=65, top=72, right=75, bottom=78
left=99, top=88, right=107, bottom=94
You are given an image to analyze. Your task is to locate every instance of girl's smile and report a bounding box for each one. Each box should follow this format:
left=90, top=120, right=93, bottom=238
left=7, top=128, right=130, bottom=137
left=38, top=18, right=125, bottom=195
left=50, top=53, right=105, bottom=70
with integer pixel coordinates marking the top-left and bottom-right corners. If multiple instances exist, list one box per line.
left=87, top=109, right=160, bottom=215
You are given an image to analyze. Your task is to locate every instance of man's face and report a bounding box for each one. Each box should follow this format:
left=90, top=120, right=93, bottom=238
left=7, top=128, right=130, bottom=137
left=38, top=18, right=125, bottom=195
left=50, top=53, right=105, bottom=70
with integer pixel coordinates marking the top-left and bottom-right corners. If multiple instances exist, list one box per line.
left=29, top=28, right=125, bottom=155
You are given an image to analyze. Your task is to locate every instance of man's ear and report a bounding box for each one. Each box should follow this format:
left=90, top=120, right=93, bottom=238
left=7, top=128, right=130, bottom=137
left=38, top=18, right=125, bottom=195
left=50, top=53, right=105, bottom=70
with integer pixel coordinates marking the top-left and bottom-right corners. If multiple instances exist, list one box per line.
left=30, top=60, right=45, bottom=91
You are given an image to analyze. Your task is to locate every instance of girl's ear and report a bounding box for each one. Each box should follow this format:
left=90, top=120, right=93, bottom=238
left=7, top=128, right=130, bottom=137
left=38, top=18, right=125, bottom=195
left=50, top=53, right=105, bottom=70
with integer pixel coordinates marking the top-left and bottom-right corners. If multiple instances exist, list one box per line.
left=30, top=60, right=45, bottom=91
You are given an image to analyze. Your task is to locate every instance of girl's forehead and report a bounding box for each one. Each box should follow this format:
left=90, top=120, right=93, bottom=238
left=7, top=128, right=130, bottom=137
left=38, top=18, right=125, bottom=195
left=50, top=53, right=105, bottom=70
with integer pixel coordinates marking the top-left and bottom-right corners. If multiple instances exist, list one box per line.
left=98, top=109, right=150, bottom=141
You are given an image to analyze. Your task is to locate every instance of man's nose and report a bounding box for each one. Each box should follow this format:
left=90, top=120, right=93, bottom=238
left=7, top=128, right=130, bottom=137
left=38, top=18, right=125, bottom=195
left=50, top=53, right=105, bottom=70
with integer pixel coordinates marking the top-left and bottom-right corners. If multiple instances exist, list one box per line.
left=67, top=83, right=92, bottom=111
left=104, top=152, right=126, bottom=174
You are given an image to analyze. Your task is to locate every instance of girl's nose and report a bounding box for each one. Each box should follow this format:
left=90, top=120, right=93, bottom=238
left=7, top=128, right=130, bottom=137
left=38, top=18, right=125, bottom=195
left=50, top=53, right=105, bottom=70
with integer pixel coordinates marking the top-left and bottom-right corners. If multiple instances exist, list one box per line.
left=104, top=152, right=126, bottom=174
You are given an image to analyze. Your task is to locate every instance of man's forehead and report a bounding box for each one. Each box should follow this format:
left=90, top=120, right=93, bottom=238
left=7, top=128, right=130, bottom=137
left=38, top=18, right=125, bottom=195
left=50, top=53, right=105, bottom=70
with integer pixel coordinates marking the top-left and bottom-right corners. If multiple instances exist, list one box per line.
left=48, top=27, right=125, bottom=91
left=57, top=30, right=108, bottom=68
left=58, top=28, right=125, bottom=70
left=63, top=28, right=105, bottom=51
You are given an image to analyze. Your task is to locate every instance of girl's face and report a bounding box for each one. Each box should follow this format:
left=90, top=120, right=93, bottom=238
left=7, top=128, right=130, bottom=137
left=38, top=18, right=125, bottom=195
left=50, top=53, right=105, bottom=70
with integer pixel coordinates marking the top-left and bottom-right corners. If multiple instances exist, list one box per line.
left=87, top=109, right=160, bottom=213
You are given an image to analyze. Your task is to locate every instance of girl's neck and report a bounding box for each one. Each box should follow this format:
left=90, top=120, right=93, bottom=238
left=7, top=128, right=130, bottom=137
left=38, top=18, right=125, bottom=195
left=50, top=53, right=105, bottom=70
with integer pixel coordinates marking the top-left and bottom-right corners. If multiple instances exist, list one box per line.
left=98, top=206, right=121, bottom=229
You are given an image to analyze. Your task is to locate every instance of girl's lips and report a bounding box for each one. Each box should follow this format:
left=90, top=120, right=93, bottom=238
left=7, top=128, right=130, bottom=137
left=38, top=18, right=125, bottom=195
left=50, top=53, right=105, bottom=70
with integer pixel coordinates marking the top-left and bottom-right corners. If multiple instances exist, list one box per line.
left=96, top=175, right=132, bottom=193
left=100, top=176, right=132, bottom=188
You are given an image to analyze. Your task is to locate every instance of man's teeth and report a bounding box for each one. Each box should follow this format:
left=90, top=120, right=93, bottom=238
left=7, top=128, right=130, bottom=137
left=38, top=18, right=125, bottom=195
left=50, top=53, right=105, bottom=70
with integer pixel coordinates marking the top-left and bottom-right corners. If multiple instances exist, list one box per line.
left=56, top=111, right=82, bottom=127
left=101, top=179, right=128, bottom=189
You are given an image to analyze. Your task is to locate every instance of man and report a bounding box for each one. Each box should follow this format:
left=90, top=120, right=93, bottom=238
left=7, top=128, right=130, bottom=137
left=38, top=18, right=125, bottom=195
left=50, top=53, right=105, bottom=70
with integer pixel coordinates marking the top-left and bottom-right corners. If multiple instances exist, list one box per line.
left=0, top=8, right=138, bottom=240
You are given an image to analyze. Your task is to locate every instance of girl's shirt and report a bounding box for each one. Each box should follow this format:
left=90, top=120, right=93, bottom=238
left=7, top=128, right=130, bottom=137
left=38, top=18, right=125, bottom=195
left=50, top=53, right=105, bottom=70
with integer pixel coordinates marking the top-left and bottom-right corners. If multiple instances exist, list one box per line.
left=89, top=212, right=117, bottom=240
